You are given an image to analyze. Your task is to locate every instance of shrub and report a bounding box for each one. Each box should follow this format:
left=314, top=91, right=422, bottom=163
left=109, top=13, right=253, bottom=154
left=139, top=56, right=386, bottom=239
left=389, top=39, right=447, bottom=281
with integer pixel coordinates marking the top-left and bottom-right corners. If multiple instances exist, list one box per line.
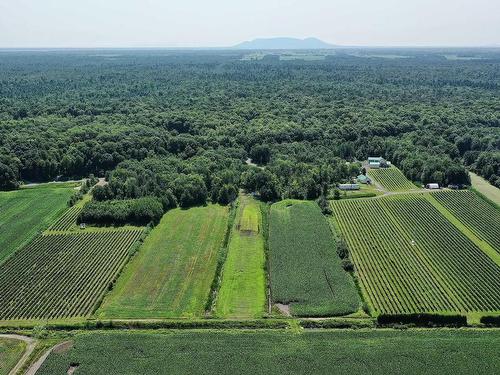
left=377, top=313, right=467, bottom=327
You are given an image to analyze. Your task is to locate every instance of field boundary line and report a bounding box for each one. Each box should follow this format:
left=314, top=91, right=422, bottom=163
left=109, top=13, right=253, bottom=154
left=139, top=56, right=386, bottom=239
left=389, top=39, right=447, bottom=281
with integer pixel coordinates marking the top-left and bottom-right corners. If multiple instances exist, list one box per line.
left=25, top=340, right=72, bottom=375
left=0, top=334, right=36, bottom=375
left=425, top=194, right=500, bottom=267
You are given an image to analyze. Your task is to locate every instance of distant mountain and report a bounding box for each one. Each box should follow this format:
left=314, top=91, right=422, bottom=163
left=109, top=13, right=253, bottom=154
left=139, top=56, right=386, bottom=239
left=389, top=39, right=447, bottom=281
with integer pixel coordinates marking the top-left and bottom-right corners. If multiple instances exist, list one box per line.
left=233, top=37, right=335, bottom=50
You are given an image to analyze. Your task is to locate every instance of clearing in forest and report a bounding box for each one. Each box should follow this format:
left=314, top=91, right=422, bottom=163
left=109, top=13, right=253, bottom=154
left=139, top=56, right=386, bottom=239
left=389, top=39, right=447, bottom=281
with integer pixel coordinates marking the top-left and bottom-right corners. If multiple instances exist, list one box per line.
left=269, top=200, right=360, bottom=317
left=368, top=167, right=416, bottom=191
left=215, top=195, right=266, bottom=318
left=98, top=205, right=229, bottom=318
left=0, top=229, right=143, bottom=320
left=331, top=194, right=500, bottom=316
left=0, top=183, right=75, bottom=263
left=37, top=330, right=500, bottom=375
left=432, top=190, right=500, bottom=252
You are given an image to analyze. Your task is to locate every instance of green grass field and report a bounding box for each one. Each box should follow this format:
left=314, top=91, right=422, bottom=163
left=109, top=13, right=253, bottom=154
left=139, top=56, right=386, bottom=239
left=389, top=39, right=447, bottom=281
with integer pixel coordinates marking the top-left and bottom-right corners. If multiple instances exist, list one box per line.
left=0, top=337, right=26, bottom=375
left=470, top=172, right=500, bottom=206
left=98, top=205, right=229, bottom=318
left=0, top=183, right=76, bottom=263
left=269, top=200, right=360, bottom=316
left=37, top=330, right=500, bottom=375
left=215, top=195, right=266, bottom=318
left=331, top=194, right=500, bottom=315
left=368, top=167, right=416, bottom=191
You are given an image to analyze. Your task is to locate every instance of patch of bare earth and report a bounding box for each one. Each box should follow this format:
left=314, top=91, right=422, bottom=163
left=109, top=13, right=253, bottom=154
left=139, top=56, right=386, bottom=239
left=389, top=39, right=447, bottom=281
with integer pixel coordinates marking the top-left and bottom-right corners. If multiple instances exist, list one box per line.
left=67, top=362, right=79, bottom=374
left=53, top=340, right=73, bottom=354
left=275, top=303, right=291, bottom=316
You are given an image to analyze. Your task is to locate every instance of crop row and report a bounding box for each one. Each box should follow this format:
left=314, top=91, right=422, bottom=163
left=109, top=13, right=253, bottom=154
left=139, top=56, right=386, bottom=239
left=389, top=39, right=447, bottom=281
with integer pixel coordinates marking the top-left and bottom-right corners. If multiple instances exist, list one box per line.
left=331, top=195, right=500, bottom=314
left=369, top=168, right=415, bottom=191
left=0, top=229, right=142, bottom=320
left=47, top=205, right=83, bottom=231
left=432, top=190, right=500, bottom=252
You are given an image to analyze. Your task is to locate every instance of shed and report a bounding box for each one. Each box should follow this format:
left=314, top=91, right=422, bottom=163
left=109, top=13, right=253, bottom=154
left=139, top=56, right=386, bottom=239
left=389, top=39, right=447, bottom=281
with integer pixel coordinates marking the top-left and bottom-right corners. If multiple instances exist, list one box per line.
left=425, top=183, right=440, bottom=189
left=339, top=183, right=360, bottom=191
left=357, top=174, right=371, bottom=184
left=368, top=157, right=382, bottom=168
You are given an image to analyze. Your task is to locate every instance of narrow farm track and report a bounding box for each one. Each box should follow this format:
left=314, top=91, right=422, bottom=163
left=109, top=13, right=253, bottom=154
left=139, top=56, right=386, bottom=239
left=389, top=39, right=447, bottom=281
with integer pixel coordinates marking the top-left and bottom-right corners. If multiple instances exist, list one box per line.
left=0, top=334, right=36, bottom=375
left=25, top=341, right=73, bottom=375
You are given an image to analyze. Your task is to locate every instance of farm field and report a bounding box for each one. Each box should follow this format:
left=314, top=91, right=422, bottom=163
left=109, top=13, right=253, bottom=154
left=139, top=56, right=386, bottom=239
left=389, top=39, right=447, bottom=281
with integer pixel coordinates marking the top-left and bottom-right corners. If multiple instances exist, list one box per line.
left=37, top=330, right=500, bottom=375
left=0, top=229, right=143, bottom=320
left=269, top=200, right=360, bottom=316
left=0, top=337, right=26, bottom=375
left=331, top=194, right=500, bottom=315
left=98, top=205, right=229, bottom=318
left=0, top=183, right=76, bottom=263
left=432, top=190, right=500, bottom=251
left=215, top=195, right=266, bottom=318
left=470, top=172, right=500, bottom=206
left=368, top=167, right=416, bottom=191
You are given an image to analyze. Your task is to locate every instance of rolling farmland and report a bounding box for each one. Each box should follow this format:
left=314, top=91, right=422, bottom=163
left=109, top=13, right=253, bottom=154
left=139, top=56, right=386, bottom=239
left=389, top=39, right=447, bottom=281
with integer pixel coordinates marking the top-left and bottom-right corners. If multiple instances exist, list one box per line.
left=98, top=205, right=229, bottom=318
left=215, top=195, right=266, bottom=318
left=368, top=167, right=416, bottom=191
left=37, top=330, right=500, bottom=375
left=269, top=200, right=360, bottom=316
left=331, top=194, right=500, bottom=315
left=0, top=184, right=75, bottom=263
left=432, top=190, right=500, bottom=251
left=0, top=230, right=143, bottom=320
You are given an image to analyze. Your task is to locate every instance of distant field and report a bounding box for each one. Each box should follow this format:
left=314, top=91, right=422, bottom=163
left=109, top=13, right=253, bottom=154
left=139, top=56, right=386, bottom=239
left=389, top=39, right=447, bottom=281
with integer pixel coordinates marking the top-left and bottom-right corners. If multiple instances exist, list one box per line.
left=470, top=172, right=500, bottom=206
left=269, top=200, right=360, bottom=316
left=331, top=194, right=500, bottom=315
left=0, top=230, right=142, bottom=320
left=368, top=167, right=416, bottom=191
left=99, top=205, right=229, bottom=318
left=432, top=190, right=500, bottom=251
left=0, top=183, right=75, bottom=263
left=37, top=330, right=500, bottom=375
left=215, top=195, right=266, bottom=318
left=0, top=337, right=26, bottom=375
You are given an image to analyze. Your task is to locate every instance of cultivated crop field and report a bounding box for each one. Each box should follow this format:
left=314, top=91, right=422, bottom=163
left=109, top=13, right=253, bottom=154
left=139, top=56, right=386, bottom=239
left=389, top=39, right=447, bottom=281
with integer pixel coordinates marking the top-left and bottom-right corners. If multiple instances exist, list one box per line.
left=368, top=167, right=416, bottom=191
left=0, top=183, right=75, bottom=263
left=215, top=195, right=266, bottom=318
left=0, top=337, right=26, bottom=375
left=331, top=194, right=500, bottom=315
left=37, top=330, right=500, bottom=375
left=269, top=200, right=360, bottom=316
left=99, top=205, right=229, bottom=318
left=47, top=205, right=83, bottom=231
left=0, top=229, right=143, bottom=320
left=432, top=190, right=500, bottom=251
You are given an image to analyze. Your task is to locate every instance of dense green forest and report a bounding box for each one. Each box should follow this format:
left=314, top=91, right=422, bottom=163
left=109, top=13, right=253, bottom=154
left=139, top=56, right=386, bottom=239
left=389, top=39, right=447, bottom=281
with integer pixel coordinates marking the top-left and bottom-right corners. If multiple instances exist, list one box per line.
left=0, top=49, right=499, bottom=212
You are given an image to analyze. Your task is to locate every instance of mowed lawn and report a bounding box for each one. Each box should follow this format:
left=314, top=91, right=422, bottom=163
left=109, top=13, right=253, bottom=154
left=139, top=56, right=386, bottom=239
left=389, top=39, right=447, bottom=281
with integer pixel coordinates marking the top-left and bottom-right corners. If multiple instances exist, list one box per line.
left=0, top=183, right=75, bottom=263
left=269, top=200, right=360, bottom=316
left=0, top=337, right=26, bottom=375
left=38, top=330, right=500, bottom=375
left=215, top=195, right=266, bottom=318
left=98, top=205, right=229, bottom=318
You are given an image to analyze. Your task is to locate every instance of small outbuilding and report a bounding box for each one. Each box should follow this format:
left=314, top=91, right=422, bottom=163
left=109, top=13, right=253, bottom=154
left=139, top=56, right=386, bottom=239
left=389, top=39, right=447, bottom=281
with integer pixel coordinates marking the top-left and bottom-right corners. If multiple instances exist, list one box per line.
left=339, top=183, right=360, bottom=191
left=425, top=183, right=440, bottom=189
left=357, top=174, right=371, bottom=184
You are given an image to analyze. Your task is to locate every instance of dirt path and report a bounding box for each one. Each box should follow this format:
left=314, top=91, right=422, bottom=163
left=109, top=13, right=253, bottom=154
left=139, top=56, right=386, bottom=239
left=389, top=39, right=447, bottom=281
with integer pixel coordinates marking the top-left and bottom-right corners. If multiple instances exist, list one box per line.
left=25, top=341, right=72, bottom=375
left=0, top=334, right=36, bottom=375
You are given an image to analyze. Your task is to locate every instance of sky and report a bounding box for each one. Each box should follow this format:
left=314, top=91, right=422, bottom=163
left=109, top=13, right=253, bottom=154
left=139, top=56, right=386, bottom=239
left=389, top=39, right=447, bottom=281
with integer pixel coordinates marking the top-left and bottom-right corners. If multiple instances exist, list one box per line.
left=1, top=0, right=499, bottom=48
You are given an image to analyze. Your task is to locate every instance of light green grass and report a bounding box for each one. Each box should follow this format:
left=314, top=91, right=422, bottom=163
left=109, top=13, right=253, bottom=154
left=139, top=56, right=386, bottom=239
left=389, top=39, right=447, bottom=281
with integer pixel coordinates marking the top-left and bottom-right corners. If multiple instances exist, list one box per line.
left=0, top=337, right=26, bottom=375
left=215, top=195, right=266, bottom=318
left=470, top=172, right=500, bottom=206
left=269, top=200, right=360, bottom=317
left=0, top=183, right=75, bottom=263
left=37, top=330, right=500, bottom=375
left=98, top=205, right=229, bottom=318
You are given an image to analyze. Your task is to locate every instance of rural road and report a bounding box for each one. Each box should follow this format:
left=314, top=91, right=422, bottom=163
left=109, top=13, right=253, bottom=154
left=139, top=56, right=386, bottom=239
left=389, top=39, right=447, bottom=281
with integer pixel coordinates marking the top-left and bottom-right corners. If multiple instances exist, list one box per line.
left=0, top=334, right=36, bottom=375
left=25, top=341, right=72, bottom=375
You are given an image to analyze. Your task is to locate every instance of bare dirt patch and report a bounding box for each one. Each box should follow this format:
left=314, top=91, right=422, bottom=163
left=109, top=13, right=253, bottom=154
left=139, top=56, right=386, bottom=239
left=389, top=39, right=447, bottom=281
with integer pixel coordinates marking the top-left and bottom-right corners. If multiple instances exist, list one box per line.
left=53, top=340, right=73, bottom=354
left=67, top=362, right=79, bottom=374
left=275, top=303, right=291, bottom=316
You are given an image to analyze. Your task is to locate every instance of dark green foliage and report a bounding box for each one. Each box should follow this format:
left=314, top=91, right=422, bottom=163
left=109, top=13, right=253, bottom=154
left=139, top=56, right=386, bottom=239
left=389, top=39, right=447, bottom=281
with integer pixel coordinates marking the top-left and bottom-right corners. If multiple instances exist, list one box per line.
left=377, top=313, right=467, bottom=327
left=250, top=144, right=271, bottom=165
left=37, top=330, right=500, bottom=375
left=78, top=197, right=163, bottom=225
left=480, top=315, right=500, bottom=326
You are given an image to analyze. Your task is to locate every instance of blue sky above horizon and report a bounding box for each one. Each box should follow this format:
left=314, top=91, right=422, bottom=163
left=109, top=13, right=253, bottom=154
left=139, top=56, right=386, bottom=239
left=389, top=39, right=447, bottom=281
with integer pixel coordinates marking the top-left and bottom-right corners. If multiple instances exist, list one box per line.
left=1, top=0, right=499, bottom=48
